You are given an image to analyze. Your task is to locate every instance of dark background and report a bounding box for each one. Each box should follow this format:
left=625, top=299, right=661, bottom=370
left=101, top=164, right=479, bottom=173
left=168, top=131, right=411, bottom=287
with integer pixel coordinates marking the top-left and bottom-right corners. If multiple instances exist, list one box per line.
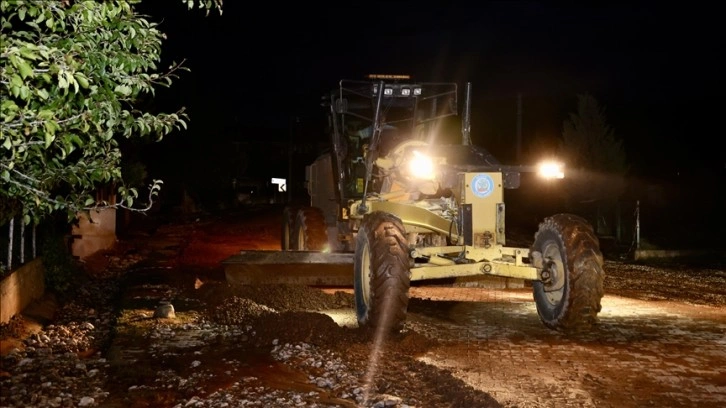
left=132, top=1, right=724, bottom=248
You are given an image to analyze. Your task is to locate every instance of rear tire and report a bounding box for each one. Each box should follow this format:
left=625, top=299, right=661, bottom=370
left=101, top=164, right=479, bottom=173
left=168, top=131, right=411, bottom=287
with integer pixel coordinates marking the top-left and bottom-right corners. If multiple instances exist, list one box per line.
left=531, top=213, right=605, bottom=331
left=293, top=207, right=328, bottom=251
left=281, top=206, right=300, bottom=250
left=354, top=211, right=411, bottom=332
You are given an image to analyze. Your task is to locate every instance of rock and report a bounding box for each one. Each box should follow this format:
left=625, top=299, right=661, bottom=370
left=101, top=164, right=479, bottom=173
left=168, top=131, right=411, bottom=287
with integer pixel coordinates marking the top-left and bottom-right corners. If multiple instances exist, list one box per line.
left=153, top=302, right=175, bottom=319
left=78, top=396, right=94, bottom=406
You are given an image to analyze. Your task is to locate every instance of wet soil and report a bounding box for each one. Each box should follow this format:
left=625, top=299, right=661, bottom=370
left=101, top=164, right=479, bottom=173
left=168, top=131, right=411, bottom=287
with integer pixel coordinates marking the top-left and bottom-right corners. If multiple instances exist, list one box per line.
left=2, top=204, right=725, bottom=407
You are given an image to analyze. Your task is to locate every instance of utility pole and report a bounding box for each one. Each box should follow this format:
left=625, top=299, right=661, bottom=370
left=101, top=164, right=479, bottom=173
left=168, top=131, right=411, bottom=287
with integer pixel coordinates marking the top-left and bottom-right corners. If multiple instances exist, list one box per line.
left=462, top=82, right=472, bottom=146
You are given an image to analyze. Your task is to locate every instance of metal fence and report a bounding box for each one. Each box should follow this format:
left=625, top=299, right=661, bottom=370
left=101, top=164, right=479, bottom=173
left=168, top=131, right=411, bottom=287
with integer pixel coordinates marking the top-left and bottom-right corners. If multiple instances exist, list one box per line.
left=1, top=217, right=39, bottom=275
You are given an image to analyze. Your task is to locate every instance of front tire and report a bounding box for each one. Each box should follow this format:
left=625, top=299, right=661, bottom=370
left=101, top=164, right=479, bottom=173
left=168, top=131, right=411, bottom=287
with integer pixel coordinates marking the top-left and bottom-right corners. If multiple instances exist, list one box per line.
left=531, top=213, right=605, bottom=331
left=292, top=207, right=328, bottom=251
left=354, top=211, right=411, bottom=332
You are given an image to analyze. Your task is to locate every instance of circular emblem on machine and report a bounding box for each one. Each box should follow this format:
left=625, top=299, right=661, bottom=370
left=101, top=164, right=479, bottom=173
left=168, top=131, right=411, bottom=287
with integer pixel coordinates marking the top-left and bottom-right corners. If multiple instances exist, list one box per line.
left=471, top=174, right=494, bottom=198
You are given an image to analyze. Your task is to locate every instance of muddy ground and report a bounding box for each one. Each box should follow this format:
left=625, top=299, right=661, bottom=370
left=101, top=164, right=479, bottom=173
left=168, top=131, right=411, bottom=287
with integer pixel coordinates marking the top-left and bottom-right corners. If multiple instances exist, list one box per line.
left=1, top=204, right=725, bottom=407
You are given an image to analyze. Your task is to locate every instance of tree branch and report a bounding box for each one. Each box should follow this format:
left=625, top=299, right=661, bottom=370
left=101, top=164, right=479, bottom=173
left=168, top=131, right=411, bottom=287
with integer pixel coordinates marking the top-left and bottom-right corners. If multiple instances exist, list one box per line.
left=6, top=173, right=160, bottom=215
left=1, top=164, right=42, bottom=185
left=1, top=112, right=85, bottom=129
left=5, top=177, right=55, bottom=202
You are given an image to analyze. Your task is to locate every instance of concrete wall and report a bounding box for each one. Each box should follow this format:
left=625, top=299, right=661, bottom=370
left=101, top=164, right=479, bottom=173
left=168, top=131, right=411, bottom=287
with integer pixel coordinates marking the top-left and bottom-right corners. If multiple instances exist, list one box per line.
left=71, top=209, right=117, bottom=260
left=0, top=258, right=45, bottom=324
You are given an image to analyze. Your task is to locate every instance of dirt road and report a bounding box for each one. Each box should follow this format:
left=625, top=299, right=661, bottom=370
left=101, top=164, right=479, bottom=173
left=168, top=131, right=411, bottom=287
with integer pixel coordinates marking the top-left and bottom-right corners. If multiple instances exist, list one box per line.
left=2, top=204, right=724, bottom=407
left=158, top=204, right=726, bottom=407
left=406, top=287, right=726, bottom=407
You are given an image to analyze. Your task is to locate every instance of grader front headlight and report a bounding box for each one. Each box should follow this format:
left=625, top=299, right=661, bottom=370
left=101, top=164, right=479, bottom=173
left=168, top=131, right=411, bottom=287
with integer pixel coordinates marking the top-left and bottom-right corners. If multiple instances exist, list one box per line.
left=407, top=150, right=436, bottom=180
left=537, top=160, right=565, bottom=179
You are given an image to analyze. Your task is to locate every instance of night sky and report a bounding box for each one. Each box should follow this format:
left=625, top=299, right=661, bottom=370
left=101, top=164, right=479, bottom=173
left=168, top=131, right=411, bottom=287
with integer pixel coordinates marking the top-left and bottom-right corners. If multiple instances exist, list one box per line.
left=139, top=2, right=722, bottom=183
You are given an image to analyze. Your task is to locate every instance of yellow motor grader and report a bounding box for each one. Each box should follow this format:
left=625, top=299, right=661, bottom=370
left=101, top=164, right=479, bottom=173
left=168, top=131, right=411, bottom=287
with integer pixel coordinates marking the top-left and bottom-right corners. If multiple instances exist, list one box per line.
left=223, top=75, right=605, bottom=333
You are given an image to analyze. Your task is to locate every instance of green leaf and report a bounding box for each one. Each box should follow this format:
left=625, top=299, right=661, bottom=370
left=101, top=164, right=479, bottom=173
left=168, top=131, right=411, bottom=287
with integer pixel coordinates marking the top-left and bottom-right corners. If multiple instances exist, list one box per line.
left=44, top=132, right=55, bottom=148
left=17, top=59, right=34, bottom=79
left=69, top=134, right=82, bottom=146
left=74, top=73, right=89, bottom=89
left=37, top=109, right=54, bottom=119
left=114, top=85, right=132, bottom=96
left=19, top=47, right=38, bottom=60
left=44, top=120, right=59, bottom=136
left=58, top=71, right=68, bottom=89
left=34, top=9, right=45, bottom=24
left=10, top=74, right=22, bottom=87
left=0, top=99, right=18, bottom=111
left=2, top=138, right=10, bottom=149
left=1, top=170, right=9, bottom=182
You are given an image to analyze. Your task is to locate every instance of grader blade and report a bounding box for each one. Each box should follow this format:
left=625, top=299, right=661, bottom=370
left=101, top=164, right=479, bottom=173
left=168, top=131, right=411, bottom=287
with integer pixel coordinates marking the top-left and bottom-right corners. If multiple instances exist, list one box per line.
left=222, top=250, right=354, bottom=286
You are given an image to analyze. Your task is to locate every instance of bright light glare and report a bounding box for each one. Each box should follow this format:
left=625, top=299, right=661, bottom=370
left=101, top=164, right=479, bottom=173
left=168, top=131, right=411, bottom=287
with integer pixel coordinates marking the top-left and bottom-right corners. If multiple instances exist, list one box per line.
left=408, top=151, right=435, bottom=180
left=538, top=161, right=565, bottom=179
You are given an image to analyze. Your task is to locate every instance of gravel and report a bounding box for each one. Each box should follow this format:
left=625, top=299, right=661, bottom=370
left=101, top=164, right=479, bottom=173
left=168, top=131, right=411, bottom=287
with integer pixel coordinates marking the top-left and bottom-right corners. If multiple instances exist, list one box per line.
left=2, top=208, right=723, bottom=408
left=0, top=252, right=497, bottom=408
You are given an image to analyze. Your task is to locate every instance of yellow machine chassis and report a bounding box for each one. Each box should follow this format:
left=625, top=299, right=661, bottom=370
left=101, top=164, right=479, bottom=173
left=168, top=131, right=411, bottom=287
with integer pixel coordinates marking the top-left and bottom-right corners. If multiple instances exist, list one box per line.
left=408, top=245, right=537, bottom=281
left=351, top=199, right=541, bottom=282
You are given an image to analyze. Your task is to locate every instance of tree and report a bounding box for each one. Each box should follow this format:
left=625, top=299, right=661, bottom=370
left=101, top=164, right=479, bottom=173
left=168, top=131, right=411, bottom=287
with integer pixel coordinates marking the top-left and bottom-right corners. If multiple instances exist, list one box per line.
left=1, top=0, right=222, bottom=226
left=557, top=94, right=628, bottom=232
